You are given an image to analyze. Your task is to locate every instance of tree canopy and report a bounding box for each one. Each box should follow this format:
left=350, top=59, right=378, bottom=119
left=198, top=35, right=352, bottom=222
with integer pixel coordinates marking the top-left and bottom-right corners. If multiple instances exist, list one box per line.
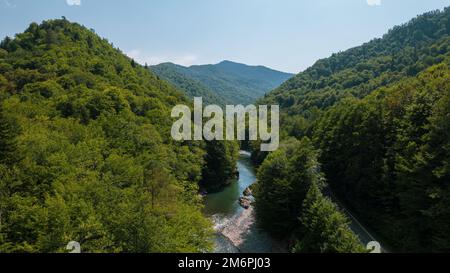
left=254, top=7, right=450, bottom=252
left=0, top=18, right=240, bottom=253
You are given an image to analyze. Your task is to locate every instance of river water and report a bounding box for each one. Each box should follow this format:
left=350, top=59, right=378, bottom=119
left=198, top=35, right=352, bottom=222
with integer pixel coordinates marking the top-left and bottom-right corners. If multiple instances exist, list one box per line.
left=203, top=153, right=387, bottom=253
left=203, top=151, right=281, bottom=253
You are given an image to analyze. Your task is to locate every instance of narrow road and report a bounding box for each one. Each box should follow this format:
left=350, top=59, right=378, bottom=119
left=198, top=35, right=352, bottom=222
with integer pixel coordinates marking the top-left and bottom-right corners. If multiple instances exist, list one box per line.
left=324, top=187, right=391, bottom=253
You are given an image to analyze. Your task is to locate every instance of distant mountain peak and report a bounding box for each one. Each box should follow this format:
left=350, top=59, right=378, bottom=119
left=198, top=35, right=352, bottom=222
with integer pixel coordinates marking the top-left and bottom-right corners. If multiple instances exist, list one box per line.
left=152, top=60, right=293, bottom=104
left=218, top=60, right=235, bottom=64
left=216, top=60, right=267, bottom=68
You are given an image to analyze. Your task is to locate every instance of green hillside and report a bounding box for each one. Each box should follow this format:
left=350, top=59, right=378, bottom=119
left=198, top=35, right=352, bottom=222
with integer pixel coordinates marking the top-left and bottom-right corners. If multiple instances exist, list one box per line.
left=314, top=61, right=450, bottom=252
left=151, top=60, right=293, bottom=105
left=0, top=18, right=239, bottom=253
left=150, top=62, right=227, bottom=105
left=260, top=8, right=449, bottom=137
left=254, top=7, right=450, bottom=252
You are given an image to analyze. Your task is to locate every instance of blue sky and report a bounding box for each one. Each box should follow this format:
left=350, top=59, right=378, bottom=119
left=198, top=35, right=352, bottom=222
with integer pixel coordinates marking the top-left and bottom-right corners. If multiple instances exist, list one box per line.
left=0, top=0, right=449, bottom=73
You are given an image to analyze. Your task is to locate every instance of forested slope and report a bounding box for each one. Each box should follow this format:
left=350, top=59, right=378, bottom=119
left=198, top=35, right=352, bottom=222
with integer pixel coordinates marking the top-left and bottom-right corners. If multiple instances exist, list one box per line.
left=255, top=8, right=450, bottom=252
left=314, top=61, right=450, bottom=252
left=0, top=19, right=238, bottom=252
left=260, top=8, right=449, bottom=137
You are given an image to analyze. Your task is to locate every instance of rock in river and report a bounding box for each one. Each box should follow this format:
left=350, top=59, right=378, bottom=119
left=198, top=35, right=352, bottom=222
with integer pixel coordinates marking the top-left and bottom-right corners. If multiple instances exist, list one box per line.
left=239, top=197, right=252, bottom=209
left=243, top=187, right=253, bottom=197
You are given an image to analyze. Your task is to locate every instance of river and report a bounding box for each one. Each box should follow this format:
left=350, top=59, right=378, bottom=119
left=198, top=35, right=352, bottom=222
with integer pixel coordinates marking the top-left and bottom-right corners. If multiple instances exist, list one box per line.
left=202, top=152, right=388, bottom=253
left=203, top=151, right=282, bottom=253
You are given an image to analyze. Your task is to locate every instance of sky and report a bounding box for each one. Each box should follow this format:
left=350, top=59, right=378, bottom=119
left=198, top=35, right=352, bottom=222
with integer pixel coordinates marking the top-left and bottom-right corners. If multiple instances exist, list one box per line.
left=0, top=0, right=449, bottom=73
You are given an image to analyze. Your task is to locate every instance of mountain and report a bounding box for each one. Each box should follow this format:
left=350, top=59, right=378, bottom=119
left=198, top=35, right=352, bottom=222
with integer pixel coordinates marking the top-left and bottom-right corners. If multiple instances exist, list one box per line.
left=254, top=7, right=450, bottom=252
left=260, top=7, right=450, bottom=133
left=151, top=60, right=293, bottom=105
left=149, top=62, right=226, bottom=105
left=0, top=19, right=226, bottom=253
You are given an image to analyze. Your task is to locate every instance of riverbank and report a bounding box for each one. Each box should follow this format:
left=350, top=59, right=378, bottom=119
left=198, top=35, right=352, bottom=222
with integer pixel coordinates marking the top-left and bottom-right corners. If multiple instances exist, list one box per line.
left=204, top=151, right=287, bottom=253
left=217, top=206, right=287, bottom=253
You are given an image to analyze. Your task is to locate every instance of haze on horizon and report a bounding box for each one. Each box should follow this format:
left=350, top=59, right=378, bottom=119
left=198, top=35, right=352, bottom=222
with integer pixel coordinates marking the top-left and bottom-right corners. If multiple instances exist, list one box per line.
left=0, top=0, right=449, bottom=73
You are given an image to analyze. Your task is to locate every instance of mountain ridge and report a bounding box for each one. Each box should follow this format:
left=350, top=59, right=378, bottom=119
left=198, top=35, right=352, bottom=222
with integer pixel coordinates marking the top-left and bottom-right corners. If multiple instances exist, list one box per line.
left=0, top=18, right=218, bottom=253
left=151, top=60, right=293, bottom=105
left=252, top=7, right=450, bottom=252
left=262, top=8, right=450, bottom=114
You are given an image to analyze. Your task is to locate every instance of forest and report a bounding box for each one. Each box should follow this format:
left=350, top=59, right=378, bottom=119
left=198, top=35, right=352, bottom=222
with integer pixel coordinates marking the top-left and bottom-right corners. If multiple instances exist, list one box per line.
left=0, top=18, right=238, bottom=252
left=0, top=6, right=449, bottom=254
left=253, top=7, right=450, bottom=252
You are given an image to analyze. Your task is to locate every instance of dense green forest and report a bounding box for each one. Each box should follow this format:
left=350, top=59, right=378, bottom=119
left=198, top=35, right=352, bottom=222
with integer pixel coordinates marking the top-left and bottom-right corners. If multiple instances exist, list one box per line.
left=254, top=8, right=450, bottom=252
left=261, top=8, right=449, bottom=134
left=0, top=19, right=239, bottom=252
left=254, top=138, right=365, bottom=253
left=151, top=61, right=293, bottom=105
left=0, top=7, right=448, bottom=254
left=314, top=62, right=450, bottom=252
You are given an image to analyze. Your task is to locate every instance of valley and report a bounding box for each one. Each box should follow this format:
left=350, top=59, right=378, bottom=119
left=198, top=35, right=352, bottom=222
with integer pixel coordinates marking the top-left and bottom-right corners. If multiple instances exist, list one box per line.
left=204, top=151, right=277, bottom=253
left=0, top=4, right=449, bottom=254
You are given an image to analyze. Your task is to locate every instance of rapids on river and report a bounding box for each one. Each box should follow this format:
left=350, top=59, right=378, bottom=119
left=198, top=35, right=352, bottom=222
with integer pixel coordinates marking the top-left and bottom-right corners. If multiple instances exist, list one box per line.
left=203, top=151, right=285, bottom=253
